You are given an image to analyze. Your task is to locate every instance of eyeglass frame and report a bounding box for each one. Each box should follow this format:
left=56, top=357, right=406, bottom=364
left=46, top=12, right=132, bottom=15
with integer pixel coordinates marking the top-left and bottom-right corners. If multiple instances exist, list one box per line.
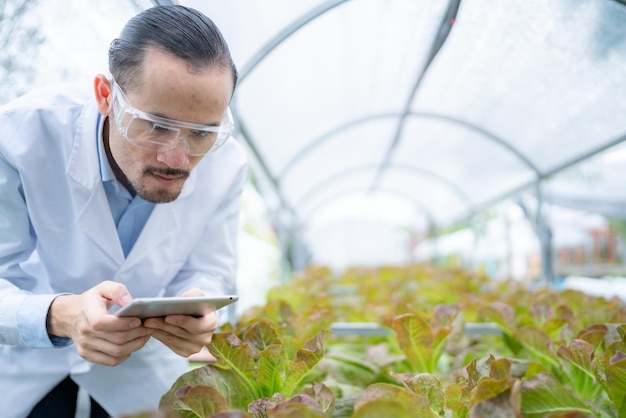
left=110, top=78, right=234, bottom=156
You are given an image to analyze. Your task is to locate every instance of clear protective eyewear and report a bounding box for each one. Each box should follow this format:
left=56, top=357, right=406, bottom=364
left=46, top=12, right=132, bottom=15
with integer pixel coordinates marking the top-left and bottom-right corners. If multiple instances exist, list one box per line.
left=110, top=78, right=234, bottom=156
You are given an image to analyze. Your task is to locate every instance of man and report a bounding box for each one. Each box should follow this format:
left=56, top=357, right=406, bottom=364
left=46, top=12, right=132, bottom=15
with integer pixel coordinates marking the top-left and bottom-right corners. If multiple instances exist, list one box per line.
left=0, top=5, right=247, bottom=417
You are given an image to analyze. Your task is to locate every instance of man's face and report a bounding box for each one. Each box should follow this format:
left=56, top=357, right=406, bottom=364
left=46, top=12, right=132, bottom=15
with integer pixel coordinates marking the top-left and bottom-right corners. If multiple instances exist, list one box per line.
left=107, top=48, right=234, bottom=203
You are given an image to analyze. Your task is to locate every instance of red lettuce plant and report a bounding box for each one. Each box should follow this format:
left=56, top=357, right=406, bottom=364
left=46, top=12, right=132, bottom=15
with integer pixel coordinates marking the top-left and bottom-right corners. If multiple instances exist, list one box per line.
left=159, top=321, right=333, bottom=417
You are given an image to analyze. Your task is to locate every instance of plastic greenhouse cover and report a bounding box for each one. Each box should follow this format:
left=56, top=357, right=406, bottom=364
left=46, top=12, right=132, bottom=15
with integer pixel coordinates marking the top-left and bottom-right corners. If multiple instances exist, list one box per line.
left=178, top=0, right=626, bottom=234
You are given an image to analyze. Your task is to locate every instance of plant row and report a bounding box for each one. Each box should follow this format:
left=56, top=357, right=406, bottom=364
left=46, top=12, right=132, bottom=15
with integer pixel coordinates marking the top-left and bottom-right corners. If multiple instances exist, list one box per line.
left=130, top=264, right=626, bottom=418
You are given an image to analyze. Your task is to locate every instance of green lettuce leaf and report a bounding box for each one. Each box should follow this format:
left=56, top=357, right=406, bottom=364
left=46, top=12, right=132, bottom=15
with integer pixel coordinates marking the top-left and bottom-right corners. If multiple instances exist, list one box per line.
left=521, top=373, right=594, bottom=415
left=390, top=312, right=451, bottom=374
left=600, top=341, right=626, bottom=413
left=352, top=383, right=439, bottom=418
left=282, top=329, right=331, bottom=396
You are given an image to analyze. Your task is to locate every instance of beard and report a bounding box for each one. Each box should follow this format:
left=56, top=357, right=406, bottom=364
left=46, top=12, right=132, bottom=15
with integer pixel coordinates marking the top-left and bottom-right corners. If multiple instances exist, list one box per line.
left=138, top=187, right=180, bottom=203
left=133, top=167, right=190, bottom=203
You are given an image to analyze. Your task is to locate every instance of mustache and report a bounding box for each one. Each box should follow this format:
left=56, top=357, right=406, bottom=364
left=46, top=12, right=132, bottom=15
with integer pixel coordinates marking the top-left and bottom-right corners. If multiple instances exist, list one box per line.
left=144, top=167, right=190, bottom=179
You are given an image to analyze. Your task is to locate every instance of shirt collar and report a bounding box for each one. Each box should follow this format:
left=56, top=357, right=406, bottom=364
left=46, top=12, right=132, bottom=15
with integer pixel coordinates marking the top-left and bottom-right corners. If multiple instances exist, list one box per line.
left=96, top=113, right=116, bottom=183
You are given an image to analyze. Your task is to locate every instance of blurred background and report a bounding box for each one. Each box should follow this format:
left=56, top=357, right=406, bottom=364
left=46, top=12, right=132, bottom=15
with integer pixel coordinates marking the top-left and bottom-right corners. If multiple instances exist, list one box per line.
left=4, top=0, right=626, bottom=313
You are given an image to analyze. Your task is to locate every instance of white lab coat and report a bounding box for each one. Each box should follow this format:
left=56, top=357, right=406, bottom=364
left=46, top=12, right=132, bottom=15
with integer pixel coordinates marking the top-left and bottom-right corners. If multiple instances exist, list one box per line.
left=0, top=84, right=248, bottom=417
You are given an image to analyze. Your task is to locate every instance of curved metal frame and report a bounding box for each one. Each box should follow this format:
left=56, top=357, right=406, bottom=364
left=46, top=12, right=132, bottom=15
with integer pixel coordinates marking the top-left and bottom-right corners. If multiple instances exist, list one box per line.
left=279, top=111, right=541, bottom=182
left=239, top=0, right=351, bottom=82
left=372, top=0, right=462, bottom=188
left=295, top=163, right=474, bottom=214
left=299, top=186, right=437, bottom=228
left=278, top=111, right=541, bottom=223
left=230, top=0, right=353, bottom=220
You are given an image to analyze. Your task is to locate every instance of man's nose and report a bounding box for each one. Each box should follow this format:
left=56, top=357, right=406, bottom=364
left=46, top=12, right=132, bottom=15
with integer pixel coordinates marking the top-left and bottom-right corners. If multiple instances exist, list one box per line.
left=157, top=142, right=188, bottom=169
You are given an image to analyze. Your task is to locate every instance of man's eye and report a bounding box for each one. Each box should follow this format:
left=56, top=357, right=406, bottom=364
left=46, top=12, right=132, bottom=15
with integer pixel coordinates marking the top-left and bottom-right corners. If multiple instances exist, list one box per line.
left=190, top=130, right=211, bottom=138
left=152, top=124, right=172, bottom=134
left=189, top=131, right=219, bottom=144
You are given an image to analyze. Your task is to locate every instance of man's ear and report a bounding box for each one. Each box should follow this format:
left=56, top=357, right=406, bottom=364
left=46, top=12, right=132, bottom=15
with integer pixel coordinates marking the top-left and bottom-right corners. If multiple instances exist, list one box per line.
left=94, top=74, right=112, bottom=116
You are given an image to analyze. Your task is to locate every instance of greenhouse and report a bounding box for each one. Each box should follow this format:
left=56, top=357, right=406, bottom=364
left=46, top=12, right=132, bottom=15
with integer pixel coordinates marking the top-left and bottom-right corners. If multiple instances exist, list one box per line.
left=2, top=0, right=626, bottom=416
left=167, top=0, right=626, bottom=285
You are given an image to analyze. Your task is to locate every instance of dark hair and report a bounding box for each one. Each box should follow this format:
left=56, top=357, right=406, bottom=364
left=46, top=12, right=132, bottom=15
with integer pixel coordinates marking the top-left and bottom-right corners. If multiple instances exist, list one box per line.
left=108, top=5, right=237, bottom=92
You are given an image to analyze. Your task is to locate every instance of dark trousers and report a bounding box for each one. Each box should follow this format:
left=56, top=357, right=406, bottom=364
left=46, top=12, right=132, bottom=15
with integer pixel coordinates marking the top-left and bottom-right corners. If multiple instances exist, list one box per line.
left=28, top=376, right=110, bottom=418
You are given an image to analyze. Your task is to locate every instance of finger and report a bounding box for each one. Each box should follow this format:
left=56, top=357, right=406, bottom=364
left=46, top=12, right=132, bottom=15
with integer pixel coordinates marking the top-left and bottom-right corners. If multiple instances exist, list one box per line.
left=76, top=334, right=150, bottom=366
left=151, top=330, right=203, bottom=357
left=87, top=313, right=143, bottom=333
left=74, top=324, right=150, bottom=349
left=81, top=281, right=133, bottom=326
left=94, top=280, right=133, bottom=307
left=181, top=288, right=205, bottom=297
left=79, top=334, right=149, bottom=358
left=78, top=349, right=130, bottom=367
left=145, top=317, right=213, bottom=351
left=144, top=317, right=193, bottom=340
left=99, top=326, right=153, bottom=345
left=165, top=312, right=218, bottom=335
left=146, top=315, right=215, bottom=346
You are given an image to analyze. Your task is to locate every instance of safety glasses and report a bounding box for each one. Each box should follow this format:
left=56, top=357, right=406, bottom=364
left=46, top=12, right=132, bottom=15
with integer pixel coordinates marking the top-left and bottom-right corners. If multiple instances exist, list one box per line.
left=110, top=78, right=234, bottom=156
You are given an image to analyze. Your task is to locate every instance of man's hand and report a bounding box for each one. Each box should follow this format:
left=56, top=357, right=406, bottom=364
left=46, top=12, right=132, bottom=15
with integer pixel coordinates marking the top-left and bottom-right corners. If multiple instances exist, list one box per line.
left=47, top=281, right=152, bottom=366
left=143, top=288, right=218, bottom=357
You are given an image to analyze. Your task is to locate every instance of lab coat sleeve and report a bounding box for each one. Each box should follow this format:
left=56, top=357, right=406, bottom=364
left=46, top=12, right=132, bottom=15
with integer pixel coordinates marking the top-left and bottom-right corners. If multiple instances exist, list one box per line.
left=0, top=148, right=67, bottom=348
left=163, top=153, right=249, bottom=298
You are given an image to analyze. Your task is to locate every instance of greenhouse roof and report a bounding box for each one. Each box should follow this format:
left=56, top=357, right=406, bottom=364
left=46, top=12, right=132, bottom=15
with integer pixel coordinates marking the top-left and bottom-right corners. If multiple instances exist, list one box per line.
left=171, top=0, right=626, bottom=234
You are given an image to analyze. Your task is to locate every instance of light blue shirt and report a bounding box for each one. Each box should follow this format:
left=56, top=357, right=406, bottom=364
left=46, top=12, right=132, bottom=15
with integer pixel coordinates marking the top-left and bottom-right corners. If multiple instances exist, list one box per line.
left=95, top=114, right=154, bottom=257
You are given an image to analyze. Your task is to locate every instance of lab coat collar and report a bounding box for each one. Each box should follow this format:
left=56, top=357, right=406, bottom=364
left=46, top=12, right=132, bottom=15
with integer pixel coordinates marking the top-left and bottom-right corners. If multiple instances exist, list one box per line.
left=65, top=101, right=196, bottom=269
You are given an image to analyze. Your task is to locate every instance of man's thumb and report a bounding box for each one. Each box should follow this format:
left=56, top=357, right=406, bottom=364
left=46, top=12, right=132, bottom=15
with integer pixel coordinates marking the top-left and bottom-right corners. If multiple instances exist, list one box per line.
left=96, top=280, right=132, bottom=307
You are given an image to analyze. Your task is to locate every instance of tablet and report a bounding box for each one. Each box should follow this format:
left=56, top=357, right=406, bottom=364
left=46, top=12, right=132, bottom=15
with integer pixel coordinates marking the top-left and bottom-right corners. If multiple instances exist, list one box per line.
left=114, top=295, right=239, bottom=319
